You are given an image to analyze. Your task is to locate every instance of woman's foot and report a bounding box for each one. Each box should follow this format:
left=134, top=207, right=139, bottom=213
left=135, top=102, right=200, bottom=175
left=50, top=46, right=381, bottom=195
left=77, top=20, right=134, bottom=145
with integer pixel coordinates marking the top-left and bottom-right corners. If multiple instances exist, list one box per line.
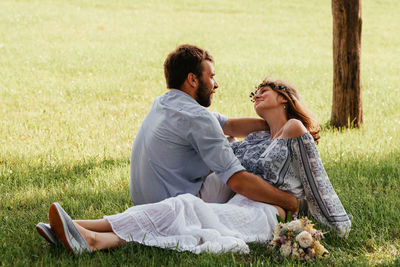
left=36, top=222, right=59, bottom=245
left=73, top=222, right=127, bottom=251
left=73, top=222, right=97, bottom=251
left=48, top=203, right=92, bottom=255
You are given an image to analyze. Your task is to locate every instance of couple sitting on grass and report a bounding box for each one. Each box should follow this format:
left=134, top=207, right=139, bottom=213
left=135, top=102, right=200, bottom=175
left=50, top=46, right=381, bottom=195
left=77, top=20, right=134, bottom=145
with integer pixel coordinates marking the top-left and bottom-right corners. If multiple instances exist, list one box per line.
left=36, top=44, right=351, bottom=255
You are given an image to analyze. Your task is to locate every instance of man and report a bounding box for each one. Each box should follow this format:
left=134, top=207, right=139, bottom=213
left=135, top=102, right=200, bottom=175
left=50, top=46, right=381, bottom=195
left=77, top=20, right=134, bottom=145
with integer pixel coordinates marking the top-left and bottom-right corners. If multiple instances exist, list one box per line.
left=129, top=44, right=298, bottom=212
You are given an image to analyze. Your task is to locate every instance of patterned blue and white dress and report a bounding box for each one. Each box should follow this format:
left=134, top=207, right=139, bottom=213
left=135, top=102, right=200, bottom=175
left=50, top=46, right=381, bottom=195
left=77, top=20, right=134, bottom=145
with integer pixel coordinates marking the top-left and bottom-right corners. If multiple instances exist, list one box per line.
left=231, top=131, right=352, bottom=237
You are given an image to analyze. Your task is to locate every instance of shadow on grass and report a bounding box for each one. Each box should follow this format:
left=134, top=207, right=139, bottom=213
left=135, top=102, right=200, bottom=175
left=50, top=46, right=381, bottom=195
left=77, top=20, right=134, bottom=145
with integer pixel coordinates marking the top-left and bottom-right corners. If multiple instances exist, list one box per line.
left=1, top=152, right=399, bottom=265
left=0, top=183, right=134, bottom=266
left=321, top=151, right=400, bottom=252
left=1, top=156, right=130, bottom=189
left=0, top=156, right=133, bottom=248
left=1, top=156, right=132, bottom=208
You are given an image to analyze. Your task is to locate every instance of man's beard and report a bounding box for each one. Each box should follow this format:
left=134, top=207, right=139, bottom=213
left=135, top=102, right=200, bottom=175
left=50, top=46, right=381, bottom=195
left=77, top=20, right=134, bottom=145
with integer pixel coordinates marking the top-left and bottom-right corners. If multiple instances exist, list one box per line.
left=196, top=80, right=212, bottom=107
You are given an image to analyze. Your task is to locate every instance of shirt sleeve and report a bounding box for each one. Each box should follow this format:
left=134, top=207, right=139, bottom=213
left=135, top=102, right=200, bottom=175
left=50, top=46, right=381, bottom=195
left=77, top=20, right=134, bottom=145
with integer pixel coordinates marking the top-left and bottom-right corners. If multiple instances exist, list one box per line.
left=211, top=112, right=228, bottom=128
left=186, top=110, right=245, bottom=184
left=291, top=133, right=352, bottom=237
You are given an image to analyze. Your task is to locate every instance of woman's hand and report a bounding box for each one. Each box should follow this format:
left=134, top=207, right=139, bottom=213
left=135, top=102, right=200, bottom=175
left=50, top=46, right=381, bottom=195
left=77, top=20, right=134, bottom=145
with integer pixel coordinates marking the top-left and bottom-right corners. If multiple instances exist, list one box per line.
left=273, top=205, right=286, bottom=219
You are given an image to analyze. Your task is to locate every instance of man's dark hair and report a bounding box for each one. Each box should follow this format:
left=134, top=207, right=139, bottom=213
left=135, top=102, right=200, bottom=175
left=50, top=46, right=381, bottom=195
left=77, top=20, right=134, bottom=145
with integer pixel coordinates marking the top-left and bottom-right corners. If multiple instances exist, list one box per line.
left=164, top=44, right=214, bottom=89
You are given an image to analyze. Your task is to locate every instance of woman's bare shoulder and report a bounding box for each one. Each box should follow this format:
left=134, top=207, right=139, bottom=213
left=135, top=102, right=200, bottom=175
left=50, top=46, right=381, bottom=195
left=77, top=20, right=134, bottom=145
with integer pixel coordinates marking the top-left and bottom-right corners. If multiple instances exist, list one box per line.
left=281, top=119, right=307, bottom=139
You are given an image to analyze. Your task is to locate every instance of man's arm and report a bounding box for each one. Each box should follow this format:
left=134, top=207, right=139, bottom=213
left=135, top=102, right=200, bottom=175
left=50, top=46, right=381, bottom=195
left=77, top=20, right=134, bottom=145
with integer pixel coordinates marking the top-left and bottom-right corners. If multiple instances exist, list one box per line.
left=227, top=171, right=299, bottom=212
left=223, top=118, right=269, bottom=138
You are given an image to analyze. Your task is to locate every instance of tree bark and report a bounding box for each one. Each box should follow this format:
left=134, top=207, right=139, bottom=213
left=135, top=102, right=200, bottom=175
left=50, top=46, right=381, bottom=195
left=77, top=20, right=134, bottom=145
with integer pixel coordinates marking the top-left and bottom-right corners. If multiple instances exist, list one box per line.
left=331, top=0, right=363, bottom=128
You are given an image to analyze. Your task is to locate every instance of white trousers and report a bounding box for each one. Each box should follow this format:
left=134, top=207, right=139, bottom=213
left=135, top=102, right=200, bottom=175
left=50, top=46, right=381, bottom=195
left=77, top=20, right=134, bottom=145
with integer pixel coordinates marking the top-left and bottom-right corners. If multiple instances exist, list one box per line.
left=197, top=172, right=236, bottom=203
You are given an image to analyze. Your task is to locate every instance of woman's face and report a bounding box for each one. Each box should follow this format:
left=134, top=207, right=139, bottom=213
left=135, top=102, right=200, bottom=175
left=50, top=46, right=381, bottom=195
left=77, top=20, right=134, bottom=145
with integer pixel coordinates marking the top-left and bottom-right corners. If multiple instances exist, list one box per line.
left=253, top=86, right=283, bottom=113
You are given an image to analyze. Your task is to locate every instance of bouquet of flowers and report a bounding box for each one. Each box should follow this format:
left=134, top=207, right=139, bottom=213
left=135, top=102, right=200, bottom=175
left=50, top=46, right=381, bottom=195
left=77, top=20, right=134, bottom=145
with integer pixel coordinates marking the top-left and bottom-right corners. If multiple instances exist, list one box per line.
left=269, top=216, right=329, bottom=261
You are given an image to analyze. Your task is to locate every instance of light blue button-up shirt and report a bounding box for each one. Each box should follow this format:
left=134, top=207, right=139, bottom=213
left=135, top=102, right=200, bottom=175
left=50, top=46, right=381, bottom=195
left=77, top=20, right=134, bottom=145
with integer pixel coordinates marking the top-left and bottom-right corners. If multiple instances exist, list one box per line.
left=129, top=89, right=245, bottom=205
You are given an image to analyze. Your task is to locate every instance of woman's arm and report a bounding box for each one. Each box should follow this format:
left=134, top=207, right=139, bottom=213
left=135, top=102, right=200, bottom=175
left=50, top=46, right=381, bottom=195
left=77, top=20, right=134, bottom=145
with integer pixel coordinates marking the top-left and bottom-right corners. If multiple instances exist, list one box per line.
left=223, top=118, right=269, bottom=138
left=289, top=127, right=352, bottom=237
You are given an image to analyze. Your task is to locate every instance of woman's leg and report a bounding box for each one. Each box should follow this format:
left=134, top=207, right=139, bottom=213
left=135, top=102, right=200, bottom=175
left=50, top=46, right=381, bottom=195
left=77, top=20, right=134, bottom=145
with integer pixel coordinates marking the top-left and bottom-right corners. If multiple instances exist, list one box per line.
left=73, top=221, right=126, bottom=251
left=75, top=219, right=112, bottom=232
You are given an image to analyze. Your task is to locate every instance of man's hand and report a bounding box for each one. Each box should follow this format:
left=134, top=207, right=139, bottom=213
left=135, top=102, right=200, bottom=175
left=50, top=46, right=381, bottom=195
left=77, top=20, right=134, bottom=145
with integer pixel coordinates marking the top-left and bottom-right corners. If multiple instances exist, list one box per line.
left=227, top=171, right=299, bottom=213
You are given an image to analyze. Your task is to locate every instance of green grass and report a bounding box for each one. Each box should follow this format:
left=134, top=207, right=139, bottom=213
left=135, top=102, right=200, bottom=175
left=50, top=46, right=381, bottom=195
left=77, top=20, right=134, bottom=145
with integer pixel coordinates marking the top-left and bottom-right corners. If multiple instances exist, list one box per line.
left=1, top=0, right=400, bottom=266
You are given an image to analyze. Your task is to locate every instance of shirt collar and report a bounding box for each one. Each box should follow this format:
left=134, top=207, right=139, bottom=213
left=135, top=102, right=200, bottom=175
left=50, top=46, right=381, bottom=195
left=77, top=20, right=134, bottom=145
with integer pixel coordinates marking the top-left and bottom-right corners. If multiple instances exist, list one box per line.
left=169, top=89, right=199, bottom=105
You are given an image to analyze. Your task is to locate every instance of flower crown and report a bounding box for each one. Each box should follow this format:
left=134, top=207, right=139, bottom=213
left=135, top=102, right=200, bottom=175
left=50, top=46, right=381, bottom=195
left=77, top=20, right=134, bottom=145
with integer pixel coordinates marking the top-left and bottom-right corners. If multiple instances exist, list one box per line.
left=249, top=81, right=290, bottom=102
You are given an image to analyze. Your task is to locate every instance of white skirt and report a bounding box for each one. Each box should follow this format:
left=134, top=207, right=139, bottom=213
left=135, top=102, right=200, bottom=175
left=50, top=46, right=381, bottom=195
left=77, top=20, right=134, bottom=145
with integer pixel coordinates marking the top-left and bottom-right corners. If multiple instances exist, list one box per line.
left=104, top=193, right=278, bottom=254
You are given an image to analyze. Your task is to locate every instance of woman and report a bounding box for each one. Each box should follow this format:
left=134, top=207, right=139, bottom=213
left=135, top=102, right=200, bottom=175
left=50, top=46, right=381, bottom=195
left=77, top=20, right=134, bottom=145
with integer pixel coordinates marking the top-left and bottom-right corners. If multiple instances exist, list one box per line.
left=36, top=78, right=351, bottom=255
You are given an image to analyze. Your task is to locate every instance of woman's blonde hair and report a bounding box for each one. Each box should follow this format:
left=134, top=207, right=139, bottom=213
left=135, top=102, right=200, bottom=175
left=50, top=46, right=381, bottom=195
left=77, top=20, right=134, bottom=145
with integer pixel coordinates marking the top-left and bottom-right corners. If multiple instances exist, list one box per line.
left=251, top=78, right=321, bottom=143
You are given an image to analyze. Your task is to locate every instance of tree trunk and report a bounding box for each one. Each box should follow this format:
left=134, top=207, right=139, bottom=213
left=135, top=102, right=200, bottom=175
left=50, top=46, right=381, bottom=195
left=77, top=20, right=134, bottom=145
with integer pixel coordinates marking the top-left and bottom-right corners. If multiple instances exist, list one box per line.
left=331, top=0, right=363, bottom=128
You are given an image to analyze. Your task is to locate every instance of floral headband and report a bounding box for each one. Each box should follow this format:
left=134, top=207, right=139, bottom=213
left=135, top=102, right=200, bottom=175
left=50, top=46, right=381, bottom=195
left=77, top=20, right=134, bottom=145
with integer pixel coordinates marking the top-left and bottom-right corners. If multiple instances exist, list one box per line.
left=249, top=81, right=290, bottom=103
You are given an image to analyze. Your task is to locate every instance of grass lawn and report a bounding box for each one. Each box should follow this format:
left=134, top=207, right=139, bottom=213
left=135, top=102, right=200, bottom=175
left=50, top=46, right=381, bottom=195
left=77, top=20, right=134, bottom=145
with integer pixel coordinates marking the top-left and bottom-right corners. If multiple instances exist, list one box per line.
left=1, top=0, right=399, bottom=266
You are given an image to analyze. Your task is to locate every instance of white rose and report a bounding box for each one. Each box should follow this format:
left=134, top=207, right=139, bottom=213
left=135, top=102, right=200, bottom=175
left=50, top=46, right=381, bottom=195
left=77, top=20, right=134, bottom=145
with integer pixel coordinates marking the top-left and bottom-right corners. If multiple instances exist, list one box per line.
left=280, top=243, right=292, bottom=257
left=287, top=220, right=302, bottom=232
left=296, top=231, right=313, bottom=248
